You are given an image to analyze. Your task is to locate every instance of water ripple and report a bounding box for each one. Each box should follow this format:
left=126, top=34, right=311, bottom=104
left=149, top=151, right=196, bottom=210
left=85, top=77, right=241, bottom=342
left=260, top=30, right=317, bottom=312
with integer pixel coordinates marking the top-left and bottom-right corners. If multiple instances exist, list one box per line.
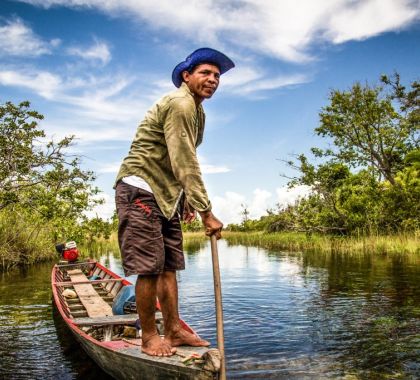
left=1, top=244, right=418, bottom=379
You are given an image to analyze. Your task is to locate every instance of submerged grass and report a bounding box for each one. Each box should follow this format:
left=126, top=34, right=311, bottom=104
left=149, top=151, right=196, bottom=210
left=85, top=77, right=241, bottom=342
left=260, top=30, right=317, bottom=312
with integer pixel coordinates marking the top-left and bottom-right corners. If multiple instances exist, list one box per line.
left=222, top=231, right=419, bottom=256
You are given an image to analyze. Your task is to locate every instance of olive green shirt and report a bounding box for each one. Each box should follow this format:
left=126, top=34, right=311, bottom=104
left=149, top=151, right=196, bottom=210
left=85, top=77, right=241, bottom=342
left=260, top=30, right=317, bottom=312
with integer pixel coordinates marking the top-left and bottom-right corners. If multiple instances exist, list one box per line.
left=115, top=82, right=211, bottom=219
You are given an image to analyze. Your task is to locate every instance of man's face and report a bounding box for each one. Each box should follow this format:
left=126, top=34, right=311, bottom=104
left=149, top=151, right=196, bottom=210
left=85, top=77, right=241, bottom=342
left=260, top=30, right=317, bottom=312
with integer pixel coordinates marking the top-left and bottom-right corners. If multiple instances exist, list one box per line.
left=182, top=63, right=220, bottom=102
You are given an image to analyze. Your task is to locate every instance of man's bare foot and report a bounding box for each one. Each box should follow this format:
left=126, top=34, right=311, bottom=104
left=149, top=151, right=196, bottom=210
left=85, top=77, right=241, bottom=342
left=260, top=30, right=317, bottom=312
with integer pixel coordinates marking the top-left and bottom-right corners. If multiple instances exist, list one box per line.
left=142, top=333, right=176, bottom=357
left=165, top=328, right=210, bottom=347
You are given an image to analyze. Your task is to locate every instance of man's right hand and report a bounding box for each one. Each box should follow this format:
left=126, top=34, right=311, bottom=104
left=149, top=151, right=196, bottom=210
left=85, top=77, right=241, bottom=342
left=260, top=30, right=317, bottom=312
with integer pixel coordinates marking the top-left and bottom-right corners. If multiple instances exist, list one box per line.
left=199, top=211, right=223, bottom=240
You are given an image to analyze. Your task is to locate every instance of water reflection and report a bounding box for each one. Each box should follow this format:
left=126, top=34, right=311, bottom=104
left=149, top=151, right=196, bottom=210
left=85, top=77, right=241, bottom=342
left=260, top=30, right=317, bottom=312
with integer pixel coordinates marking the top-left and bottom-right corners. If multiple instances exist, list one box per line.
left=52, top=305, right=114, bottom=380
left=0, top=264, right=112, bottom=379
left=177, top=241, right=419, bottom=379
left=0, top=240, right=418, bottom=379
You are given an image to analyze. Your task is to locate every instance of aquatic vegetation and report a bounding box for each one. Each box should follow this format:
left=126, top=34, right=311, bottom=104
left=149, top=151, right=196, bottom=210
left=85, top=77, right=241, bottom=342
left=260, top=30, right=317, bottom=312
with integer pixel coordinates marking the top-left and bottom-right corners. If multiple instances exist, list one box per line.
left=223, top=231, right=419, bottom=256
left=182, top=232, right=208, bottom=254
left=0, top=210, right=55, bottom=270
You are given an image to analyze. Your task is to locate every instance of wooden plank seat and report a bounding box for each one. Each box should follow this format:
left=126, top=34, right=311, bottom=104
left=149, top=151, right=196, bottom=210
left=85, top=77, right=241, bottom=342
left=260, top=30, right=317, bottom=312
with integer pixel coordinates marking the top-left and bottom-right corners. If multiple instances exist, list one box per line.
left=67, top=269, right=113, bottom=318
left=73, top=314, right=139, bottom=326
left=55, top=278, right=123, bottom=286
left=73, top=311, right=163, bottom=327
left=57, top=261, right=95, bottom=268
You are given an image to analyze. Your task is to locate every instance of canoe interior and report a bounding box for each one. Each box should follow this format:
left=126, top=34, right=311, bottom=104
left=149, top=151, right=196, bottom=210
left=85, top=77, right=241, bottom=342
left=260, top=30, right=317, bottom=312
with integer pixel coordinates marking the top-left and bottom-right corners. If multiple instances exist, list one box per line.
left=52, top=260, right=218, bottom=380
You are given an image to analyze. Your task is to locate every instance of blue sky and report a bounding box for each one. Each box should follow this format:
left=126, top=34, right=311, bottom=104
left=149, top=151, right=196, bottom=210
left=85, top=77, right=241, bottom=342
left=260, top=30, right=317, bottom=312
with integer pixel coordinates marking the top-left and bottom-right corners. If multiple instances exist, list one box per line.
left=1, top=0, right=419, bottom=224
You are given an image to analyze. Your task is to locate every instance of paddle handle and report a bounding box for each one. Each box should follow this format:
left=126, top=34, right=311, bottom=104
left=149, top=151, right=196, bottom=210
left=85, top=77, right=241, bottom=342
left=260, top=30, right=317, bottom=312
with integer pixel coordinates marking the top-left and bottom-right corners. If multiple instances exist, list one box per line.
left=210, top=234, right=226, bottom=380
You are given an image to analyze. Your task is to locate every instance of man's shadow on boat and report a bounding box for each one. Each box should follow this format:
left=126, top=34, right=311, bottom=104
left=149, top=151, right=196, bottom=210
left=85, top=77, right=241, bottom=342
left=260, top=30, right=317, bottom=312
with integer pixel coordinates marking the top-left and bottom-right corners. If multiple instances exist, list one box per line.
left=52, top=299, right=114, bottom=380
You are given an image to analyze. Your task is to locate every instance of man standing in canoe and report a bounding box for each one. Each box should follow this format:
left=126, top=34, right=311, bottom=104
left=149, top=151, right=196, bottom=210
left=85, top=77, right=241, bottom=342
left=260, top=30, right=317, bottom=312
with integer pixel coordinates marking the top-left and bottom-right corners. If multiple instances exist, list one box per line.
left=115, top=48, right=234, bottom=356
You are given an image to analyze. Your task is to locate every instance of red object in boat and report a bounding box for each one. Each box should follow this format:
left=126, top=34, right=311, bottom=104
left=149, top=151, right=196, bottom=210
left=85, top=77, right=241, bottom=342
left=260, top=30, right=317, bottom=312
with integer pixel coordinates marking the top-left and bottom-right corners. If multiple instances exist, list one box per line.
left=62, top=247, right=79, bottom=262
left=56, top=241, right=79, bottom=262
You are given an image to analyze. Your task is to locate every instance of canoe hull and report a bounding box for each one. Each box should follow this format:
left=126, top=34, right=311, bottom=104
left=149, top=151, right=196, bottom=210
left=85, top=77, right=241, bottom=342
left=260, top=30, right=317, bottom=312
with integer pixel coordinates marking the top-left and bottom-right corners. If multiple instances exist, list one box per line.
left=71, top=329, right=214, bottom=380
left=52, top=261, right=217, bottom=380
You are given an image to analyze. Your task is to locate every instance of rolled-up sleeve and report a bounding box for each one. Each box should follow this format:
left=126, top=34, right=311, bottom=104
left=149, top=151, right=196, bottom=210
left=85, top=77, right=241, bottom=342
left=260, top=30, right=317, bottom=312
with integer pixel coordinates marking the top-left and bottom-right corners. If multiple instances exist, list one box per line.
left=163, top=99, right=211, bottom=213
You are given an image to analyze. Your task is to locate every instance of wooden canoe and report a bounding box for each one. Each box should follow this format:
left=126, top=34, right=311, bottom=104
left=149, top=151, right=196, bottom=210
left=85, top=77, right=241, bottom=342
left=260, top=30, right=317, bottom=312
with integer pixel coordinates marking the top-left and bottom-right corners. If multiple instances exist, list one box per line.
left=52, top=260, right=219, bottom=380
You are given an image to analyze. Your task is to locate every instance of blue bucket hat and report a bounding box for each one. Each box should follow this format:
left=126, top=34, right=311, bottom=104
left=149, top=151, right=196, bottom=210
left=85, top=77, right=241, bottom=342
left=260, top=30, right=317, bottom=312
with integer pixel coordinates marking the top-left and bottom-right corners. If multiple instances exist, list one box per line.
left=172, top=47, right=235, bottom=88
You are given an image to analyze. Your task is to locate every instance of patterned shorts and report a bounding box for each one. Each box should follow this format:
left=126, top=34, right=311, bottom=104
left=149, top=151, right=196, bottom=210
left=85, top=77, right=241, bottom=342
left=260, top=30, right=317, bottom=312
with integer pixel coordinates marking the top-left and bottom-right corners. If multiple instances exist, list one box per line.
left=115, top=181, right=185, bottom=276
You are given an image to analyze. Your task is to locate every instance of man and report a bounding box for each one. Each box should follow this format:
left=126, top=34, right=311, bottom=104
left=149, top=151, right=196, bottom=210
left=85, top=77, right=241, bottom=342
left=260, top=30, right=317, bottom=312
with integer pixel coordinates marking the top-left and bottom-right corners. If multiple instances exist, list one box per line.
left=115, top=48, right=234, bottom=357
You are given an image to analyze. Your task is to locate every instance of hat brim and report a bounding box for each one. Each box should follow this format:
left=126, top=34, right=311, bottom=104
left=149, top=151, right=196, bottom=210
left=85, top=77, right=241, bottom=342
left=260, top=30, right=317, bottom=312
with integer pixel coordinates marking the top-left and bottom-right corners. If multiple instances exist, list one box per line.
left=172, top=48, right=235, bottom=88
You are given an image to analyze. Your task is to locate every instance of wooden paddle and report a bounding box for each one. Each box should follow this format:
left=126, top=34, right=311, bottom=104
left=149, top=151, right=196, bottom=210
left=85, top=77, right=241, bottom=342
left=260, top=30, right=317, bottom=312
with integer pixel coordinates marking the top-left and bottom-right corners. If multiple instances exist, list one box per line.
left=210, top=234, right=226, bottom=380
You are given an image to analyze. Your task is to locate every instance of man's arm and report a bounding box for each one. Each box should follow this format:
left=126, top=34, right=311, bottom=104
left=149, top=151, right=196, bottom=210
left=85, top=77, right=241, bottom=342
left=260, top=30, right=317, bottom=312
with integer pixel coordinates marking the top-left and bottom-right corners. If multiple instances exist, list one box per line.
left=164, top=100, right=223, bottom=238
left=164, top=99, right=210, bottom=212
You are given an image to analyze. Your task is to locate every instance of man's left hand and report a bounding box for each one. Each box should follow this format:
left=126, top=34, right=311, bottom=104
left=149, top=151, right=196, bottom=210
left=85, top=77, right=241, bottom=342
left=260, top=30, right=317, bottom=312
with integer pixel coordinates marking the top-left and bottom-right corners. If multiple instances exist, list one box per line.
left=183, top=203, right=196, bottom=223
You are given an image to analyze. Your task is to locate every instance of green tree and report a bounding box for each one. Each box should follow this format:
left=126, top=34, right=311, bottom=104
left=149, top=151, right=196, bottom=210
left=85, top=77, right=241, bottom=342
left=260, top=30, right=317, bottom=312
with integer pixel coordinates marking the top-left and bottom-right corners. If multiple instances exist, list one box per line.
left=181, top=218, right=203, bottom=232
left=314, top=74, right=419, bottom=185
left=0, top=101, right=99, bottom=221
left=0, top=100, right=109, bottom=265
left=284, top=74, right=419, bottom=234
left=381, top=150, right=420, bottom=231
left=80, top=216, right=114, bottom=243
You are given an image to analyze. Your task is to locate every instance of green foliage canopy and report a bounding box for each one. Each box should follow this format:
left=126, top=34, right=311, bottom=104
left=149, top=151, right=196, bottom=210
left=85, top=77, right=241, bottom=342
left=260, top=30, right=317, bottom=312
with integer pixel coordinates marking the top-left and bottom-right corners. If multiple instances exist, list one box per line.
left=0, top=101, right=100, bottom=219
left=314, top=74, right=419, bottom=184
left=230, top=74, right=419, bottom=235
left=0, top=101, right=112, bottom=262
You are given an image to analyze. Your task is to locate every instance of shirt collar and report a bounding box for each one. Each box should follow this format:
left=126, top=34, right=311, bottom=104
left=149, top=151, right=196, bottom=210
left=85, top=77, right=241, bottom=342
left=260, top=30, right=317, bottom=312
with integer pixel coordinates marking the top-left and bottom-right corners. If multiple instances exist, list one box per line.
left=179, top=82, right=203, bottom=111
left=180, top=82, right=193, bottom=96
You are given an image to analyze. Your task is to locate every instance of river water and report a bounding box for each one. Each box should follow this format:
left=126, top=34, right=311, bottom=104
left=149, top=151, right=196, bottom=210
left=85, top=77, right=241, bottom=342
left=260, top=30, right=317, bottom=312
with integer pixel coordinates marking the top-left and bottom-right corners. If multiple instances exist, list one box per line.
left=0, top=240, right=418, bottom=379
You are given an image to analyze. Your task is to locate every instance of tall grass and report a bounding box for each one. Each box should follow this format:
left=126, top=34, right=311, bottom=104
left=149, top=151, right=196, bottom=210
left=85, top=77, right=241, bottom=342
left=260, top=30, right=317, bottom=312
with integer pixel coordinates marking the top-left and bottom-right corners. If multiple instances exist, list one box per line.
left=182, top=232, right=208, bottom=253
left=222, top=231, right=419, bottom=255
left=2, top=219, right=416, bottom=271
left=78, top=234, right=120, bottom=259
left=94, top=232, right=209, bottom=256
left=0, top=211, right=56, bottom=270
left=103, top=230, right=419, bottom=256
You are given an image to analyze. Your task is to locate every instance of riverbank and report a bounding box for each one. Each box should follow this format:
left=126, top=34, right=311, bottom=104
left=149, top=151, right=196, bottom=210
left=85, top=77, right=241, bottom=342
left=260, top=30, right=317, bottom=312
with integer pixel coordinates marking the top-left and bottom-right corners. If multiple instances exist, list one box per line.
left=1, top=229, right=418, bottom=271
left=220, top=231, right=419, bottom=255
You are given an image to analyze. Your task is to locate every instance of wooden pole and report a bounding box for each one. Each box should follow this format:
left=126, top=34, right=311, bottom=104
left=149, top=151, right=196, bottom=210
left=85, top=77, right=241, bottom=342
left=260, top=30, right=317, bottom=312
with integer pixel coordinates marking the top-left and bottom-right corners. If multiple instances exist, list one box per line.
left=210, top=235, right=226, bottom=380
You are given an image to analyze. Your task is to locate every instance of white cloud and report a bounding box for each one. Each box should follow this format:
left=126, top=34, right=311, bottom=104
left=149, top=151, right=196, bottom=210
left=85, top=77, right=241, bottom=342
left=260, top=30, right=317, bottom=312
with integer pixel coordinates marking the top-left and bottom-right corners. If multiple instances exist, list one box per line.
left=239, top=74, right=309, bottom=95
left=0, top=70, right=61, bottom=98
left=212, top=188, right=272, bottom=225
left=67, top=39, right=112, bottom=65
left=19, top=0, right=420, bottom=62
left=249, top=188, right=272, bottom=219
left=276, top=185, right=312, bottom=209
left=97, top=163, right=121, bottom=174
left=7, top=0, right=416, bottom=105
left=198, top=155, right=230, bottom=174
left=221, top=65, right=308, bottom=95
left=201, top=164, right=230, bottom=174
left=212, top=191, right=247, bottom=225
left=211, top=185, right=312, bottom=225
left=0, top=18, right=58, bottom=57
left=221, top=66, right=262, bottom=88
left=326, top=0, right=419, bottom=43
left=0, top=68, right=148, bottom=138
left=70, top=126, right=134, bottom=143
left=84, top=191, right=115, bottom=220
